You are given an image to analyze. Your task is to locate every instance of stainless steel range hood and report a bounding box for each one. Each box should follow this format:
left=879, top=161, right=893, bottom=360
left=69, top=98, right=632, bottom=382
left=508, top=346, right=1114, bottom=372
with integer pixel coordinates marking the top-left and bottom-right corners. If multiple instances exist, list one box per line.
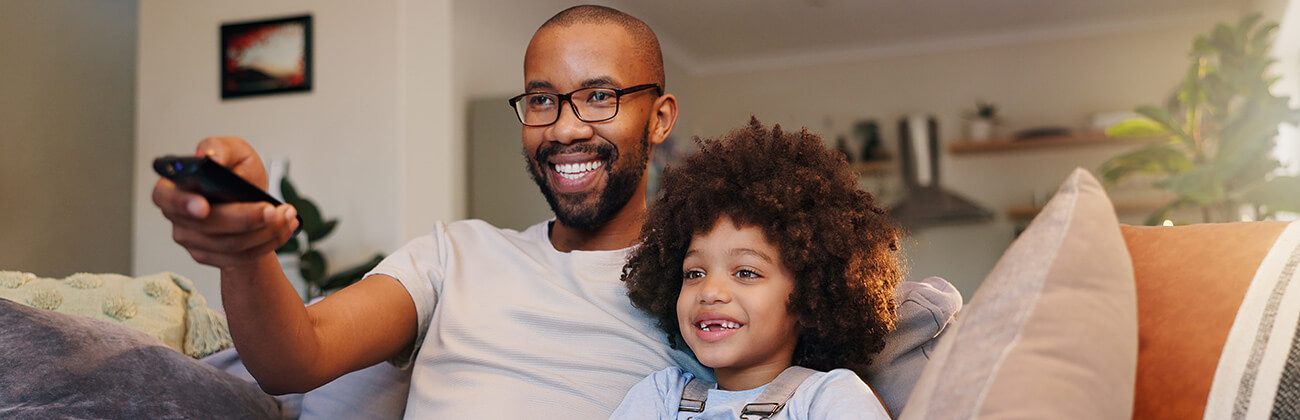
left=889, top=114, right=993, bottom=228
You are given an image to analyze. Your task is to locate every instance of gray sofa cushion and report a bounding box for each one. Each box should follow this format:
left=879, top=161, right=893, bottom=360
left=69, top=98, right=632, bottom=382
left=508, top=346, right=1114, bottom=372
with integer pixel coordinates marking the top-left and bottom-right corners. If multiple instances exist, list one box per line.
left=862, top=276, right=963, bottom=418
left=0, top=297, right=282, bottom=419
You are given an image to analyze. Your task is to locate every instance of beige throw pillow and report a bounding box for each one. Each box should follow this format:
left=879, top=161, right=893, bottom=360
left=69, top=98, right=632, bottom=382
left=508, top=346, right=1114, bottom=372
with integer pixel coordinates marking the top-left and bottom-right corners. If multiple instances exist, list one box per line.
left=0, top=271, right=231, bottom=358
left=900, top=168, right=1138, bottom=419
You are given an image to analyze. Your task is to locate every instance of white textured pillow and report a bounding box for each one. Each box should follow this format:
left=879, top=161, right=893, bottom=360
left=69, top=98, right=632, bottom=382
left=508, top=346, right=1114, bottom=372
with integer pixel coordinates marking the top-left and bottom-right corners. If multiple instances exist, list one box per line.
left=900, top=168, right=1138, bottom=420
left=0, top=271, right=231, bottom=358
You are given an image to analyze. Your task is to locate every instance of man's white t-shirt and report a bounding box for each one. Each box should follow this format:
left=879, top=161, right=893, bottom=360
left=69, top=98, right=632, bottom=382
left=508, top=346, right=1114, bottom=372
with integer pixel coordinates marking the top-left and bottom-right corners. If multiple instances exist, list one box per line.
left=367, top=219, right=710, bottom=418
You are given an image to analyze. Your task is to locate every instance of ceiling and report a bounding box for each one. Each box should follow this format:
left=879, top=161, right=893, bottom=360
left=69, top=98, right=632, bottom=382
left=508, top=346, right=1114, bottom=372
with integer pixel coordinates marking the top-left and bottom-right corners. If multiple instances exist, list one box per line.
left=607, top=0, right=1247, bottom=74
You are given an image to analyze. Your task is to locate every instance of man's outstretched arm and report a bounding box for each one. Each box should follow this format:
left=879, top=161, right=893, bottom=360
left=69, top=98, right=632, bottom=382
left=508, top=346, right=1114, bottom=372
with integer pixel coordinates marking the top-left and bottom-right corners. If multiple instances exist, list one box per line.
left=223, top=262, right=415, bottom=394
left=153, top=137, right=417, bottom=394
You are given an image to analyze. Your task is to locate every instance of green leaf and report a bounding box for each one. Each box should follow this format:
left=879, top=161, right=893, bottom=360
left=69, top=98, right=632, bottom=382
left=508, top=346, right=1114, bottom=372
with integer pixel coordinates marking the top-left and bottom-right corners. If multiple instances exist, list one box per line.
left=1155, top=167, right=1224, bottom=204
left=307, top=219, right=338, bottom=243
left=280, top=177, right=301, bottom=204
left=1192, top=35, right=1215, bottom=56
left=1267, top=75, right=1284, bottom=89
left=1178, top=59, right=1205, bottom=111
left=293, top=197, right=326, bottom=243
left=1202, top=73, right=1234, bottom=113
left=275, top=235, right=301, bottom=254
left=1219, top=132, right=1279, bottom=182
left=1226, top=156, right=1282, bottom=195
left=1219, top=98, right=1289, bottom=162
left=299, top=249, right=327, bottom=285
left=1250, top=22, right=1279, bottom=55
left=1135, top=105, right=1194, bottom=147
left=1098, top=143, right=1193, bottom=184
left=320, top=254, right=385, bottom=291
left=1209, top=23, right=1237, bottom=54
left=1240, top=175, right=1300, bottom=214
left=277, top=175, right=335, bottom=244
left=1238, top=14, right=1264, bottom=40
left=279, top=176, right=324, bottom=233
left=1105, top=118, right=1170, bottom=138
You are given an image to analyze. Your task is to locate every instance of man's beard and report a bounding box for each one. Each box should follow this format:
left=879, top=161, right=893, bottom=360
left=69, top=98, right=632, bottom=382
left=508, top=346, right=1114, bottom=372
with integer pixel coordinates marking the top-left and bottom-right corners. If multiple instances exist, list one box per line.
left=526, top=127, right=650, bottom=231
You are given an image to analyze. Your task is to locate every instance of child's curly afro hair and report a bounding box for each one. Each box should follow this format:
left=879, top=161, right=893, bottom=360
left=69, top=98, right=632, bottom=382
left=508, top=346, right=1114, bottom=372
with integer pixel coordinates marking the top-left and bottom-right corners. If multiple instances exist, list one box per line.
left=622, top=117, right=903, bottom=372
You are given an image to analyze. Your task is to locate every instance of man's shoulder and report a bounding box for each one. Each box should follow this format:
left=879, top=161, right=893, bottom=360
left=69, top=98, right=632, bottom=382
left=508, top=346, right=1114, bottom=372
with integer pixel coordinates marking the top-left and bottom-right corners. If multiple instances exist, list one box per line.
left=421, top=219, right=552, bottom=255
left=439, top=219, right=548, bottom=240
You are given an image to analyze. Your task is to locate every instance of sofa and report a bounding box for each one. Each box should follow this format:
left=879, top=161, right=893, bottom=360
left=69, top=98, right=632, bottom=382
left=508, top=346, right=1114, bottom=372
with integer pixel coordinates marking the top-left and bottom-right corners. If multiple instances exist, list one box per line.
left=2, top=167, right=1296, bottom=419
left=902, top=168, right=1298, bottom=419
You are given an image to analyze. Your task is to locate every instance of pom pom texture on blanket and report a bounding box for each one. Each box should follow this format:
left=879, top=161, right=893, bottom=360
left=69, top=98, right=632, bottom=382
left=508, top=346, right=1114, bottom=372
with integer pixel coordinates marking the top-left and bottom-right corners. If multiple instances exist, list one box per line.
left=0, top=271, right=232, bottom=358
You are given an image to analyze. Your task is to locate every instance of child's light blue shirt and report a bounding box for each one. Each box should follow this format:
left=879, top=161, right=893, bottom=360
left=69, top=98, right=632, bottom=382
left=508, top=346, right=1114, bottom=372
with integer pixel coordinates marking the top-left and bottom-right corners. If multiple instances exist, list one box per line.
left=609, top=367, right=890, bottom=419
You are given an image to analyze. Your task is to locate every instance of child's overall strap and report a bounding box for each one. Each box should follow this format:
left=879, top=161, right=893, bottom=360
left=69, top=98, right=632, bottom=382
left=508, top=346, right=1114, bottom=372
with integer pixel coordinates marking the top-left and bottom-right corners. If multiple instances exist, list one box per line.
left=677, top=366, right=818, bottom=419
left=679, top=376, right=711, bottom=413
left=741, top=366, right=816, bottom=419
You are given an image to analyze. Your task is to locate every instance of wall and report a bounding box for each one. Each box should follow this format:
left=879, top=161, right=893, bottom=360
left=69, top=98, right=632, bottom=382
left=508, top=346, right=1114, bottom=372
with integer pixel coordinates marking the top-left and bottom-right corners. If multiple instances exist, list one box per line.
left=453, top=0, right=578, bottom=229
left=134, top=0, right=455, bottom=307
left=0, top=0, right=137, bottom=277
left=678, top=13, right=1240, bottom=298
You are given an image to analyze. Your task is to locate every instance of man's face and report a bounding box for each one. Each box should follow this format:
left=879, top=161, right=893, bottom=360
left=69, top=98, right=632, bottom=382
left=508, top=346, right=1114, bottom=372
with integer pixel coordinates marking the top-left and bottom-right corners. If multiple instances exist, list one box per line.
left=521, top=23, right=661, bottom=230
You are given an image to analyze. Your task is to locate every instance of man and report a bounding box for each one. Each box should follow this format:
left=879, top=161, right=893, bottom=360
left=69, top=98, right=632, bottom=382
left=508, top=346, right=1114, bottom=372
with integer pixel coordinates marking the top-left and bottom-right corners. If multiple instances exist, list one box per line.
left=155, top=5, right=709, bottom=418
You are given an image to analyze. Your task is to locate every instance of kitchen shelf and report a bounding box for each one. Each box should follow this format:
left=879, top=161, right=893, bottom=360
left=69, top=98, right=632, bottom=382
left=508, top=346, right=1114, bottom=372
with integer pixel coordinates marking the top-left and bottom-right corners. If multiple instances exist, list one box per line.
left=949, top=131, right=1162, bottom=155
left=852, top=161, right=893, bottom=175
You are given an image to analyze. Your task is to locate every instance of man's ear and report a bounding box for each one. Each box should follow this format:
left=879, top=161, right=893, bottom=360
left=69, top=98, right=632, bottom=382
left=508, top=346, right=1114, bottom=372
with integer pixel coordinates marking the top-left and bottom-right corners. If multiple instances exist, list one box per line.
left=648, top=93, right=678, bottom=146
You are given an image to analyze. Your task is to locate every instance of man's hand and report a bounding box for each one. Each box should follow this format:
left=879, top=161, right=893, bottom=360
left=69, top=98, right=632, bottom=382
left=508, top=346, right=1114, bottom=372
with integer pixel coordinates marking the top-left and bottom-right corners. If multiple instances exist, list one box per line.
left=153, top=137, right=299, bottom=269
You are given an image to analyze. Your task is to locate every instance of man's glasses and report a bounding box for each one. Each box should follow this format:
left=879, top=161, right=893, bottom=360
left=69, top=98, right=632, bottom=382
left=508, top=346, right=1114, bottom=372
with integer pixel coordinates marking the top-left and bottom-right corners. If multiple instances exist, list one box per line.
left=508, top=84, right=661, bottom=127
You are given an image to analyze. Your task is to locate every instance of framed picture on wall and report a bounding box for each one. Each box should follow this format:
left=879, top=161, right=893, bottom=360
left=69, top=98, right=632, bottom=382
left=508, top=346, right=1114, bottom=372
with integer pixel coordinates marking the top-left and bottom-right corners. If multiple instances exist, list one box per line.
left=221, top=15, right=312, bottom=99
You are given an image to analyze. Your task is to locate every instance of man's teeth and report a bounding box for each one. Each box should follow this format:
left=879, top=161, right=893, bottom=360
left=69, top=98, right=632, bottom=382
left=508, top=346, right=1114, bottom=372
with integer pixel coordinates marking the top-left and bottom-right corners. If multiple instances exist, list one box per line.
left=698, top=321, right=741, bottom=332
left=553, top=161, right=604, bottom=180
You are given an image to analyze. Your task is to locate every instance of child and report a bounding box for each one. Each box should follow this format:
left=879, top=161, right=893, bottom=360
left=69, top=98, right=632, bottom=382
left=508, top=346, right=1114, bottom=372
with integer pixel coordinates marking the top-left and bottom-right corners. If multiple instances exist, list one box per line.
left=612, top=118, right=901, bottom=419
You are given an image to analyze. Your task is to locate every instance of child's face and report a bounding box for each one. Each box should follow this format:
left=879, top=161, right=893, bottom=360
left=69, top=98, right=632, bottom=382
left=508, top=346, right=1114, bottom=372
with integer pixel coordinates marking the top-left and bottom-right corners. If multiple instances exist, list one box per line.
left=676, top=217, right=800, bottom=374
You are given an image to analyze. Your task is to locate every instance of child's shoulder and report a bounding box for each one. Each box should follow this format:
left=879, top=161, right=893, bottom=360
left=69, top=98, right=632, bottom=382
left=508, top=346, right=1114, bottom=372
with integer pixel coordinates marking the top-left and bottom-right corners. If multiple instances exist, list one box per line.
left=818, top=368, right=867, bottom=381
left=648, top=366, right=693, bottom=382
left=803, top=368, right=870, bottom=393
left=627, top=366, right=696, bottom=398
left=797, top=368, right=890, bottom=418
left=611, top=367, right=697, bottom=418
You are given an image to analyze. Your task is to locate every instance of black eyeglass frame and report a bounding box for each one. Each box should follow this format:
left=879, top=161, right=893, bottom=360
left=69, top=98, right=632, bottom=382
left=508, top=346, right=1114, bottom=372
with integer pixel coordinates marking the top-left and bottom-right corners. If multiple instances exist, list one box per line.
left=507, top=83, right=662, bottom=127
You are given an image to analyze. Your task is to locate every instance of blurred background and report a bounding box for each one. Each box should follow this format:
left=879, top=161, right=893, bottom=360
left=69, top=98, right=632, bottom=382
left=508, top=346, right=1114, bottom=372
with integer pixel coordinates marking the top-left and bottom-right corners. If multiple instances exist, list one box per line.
left=1, top=0, right=1294, bottom=306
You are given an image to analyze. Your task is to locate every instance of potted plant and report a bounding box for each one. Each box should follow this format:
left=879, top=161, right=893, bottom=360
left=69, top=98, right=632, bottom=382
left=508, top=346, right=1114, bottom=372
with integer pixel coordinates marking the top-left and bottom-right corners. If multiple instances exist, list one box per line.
left=275, top=174, right=384, bottom=301
left=1100, top=14, right=1300, bottom=225
left=964, top=100, right=999, bottom=141
left=853, top=119, right=888, bottom=162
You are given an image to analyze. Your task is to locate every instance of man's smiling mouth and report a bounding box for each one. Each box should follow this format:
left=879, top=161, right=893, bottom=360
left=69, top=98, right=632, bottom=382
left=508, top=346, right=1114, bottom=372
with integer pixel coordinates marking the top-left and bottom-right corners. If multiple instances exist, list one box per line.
left=553, top=160, right=605, bottom=180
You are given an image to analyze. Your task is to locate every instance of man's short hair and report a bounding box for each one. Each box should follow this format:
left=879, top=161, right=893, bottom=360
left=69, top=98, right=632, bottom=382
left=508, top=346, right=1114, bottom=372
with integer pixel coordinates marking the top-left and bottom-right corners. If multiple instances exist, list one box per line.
left=540, top=5, right=666, bottom=89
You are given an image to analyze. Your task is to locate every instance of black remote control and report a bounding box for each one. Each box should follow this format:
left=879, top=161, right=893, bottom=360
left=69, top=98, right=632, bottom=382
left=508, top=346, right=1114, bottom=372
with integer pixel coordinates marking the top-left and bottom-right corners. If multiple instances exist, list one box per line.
left=153, top=155, right=304, bottom=227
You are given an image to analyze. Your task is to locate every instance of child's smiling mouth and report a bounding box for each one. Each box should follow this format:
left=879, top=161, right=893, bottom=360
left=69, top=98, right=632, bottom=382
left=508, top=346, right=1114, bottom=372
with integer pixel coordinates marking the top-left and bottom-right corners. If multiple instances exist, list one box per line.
left=691, top=314, right=744, bottom=342
left=697, top=320, right=741, bottom=331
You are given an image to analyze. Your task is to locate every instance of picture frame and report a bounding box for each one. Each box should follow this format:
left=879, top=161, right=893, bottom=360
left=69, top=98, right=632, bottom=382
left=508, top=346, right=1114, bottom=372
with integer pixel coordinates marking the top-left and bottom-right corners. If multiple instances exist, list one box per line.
left=221, top=15, right=312, bottom=99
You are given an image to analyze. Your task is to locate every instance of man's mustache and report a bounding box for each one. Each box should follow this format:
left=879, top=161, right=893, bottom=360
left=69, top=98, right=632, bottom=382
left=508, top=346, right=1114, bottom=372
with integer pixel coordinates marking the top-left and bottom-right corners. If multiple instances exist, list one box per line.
left=533, top=140, right=620, bottom=167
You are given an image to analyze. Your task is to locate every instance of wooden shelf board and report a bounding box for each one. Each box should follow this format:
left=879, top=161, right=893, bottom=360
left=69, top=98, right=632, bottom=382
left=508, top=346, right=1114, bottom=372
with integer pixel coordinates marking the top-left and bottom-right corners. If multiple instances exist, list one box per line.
left=852, top=161, right=892, bottom=175
left=949, top=131, right=1162, bottom=155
